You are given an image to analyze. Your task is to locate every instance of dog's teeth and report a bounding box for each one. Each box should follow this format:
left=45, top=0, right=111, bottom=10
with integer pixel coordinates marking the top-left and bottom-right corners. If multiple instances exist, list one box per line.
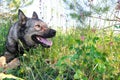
left=37, top=37, right=41, bottom=41
left=37, top=37, right=39, bottom=40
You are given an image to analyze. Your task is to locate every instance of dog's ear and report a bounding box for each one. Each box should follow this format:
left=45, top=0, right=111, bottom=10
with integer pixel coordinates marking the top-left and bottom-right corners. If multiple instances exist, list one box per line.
left=32, top=12, right=38, bottom=19
left=18, top=9, right=27, bottom=25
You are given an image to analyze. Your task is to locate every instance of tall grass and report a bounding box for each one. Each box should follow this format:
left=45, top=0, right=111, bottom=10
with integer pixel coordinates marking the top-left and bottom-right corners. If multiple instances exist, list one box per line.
left=0, top=21, right=120, bottom=80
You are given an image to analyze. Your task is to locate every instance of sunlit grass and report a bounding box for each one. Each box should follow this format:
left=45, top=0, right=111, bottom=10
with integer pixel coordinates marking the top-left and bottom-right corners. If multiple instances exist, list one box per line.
left=0, top=22, right=120, bottom=80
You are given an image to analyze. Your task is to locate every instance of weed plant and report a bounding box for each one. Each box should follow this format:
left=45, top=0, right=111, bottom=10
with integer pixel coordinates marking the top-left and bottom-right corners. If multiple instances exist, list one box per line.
left=0, top=22, right=120, bottom=80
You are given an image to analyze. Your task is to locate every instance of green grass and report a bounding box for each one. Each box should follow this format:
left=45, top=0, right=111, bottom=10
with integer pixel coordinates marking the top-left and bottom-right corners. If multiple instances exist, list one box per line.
left=0, top=22, right=120, bottom=80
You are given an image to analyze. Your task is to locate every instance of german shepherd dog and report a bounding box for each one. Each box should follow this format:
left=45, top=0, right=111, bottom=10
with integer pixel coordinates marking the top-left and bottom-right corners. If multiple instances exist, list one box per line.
left=0, top=9, right=56, bottom=68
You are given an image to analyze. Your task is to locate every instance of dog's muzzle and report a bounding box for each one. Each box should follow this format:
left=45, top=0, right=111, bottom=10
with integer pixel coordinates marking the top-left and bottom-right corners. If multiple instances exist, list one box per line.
left=32, top=29, right=56, bottom=48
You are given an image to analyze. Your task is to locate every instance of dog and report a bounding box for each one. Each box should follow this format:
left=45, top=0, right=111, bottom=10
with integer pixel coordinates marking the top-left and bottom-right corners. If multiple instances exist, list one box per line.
left=0, top=9, right=56, bottom=69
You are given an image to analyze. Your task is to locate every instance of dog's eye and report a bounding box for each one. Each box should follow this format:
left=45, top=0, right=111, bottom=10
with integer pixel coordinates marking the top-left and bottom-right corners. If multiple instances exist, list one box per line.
left=36, top=25, right=41, bottom=27
left=35, top=25, right=41, bottom=30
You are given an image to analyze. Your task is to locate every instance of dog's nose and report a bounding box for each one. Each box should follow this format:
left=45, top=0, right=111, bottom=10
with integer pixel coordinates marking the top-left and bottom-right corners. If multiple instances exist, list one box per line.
left=50, top=29, right=56, bottom=36
left=52, top=30, right=56, bottom=35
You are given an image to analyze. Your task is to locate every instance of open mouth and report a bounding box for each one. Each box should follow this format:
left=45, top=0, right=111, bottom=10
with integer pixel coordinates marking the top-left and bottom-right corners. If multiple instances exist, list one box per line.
left=32, top=35, right=53, bottom=47
left=36, top=36, right=52, bottom=46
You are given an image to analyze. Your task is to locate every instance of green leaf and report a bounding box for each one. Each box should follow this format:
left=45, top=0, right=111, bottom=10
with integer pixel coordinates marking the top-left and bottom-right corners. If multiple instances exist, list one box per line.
left=56, top=56, right=70, bottom=66
left=60, top=56, right=70, bottom=61
left=102, top=6, right=110, bottom=13
left=93, top=37, right=99, bottom=43
left=75, top=39, right=82, bottom=45
left=74, top=70, right=83, bottom=79
left=69, top=3, right=74, bottom=9
left=63, top=0, right=67, bottom=2
left=70, top=53, right=79, bottom=62
left=70, top=13, right=78, bottom=18
left=90, top=45, right=96, bottom=54
left=114, top=25, right=120, bottom=28
left=98, top=64, right=106, bottom=73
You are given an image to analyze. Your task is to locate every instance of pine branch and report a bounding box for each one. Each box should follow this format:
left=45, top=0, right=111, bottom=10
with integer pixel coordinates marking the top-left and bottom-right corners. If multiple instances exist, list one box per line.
left=89, top=16, right=120, bottom=22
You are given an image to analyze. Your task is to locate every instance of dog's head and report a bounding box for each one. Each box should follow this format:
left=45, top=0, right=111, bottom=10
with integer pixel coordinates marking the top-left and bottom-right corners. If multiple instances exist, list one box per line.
left=18, top=9, right=56, bottom=48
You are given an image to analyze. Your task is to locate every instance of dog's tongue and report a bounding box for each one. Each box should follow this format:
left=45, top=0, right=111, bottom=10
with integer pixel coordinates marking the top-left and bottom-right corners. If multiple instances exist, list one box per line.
left=37, top=37, right=52, bottom=46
